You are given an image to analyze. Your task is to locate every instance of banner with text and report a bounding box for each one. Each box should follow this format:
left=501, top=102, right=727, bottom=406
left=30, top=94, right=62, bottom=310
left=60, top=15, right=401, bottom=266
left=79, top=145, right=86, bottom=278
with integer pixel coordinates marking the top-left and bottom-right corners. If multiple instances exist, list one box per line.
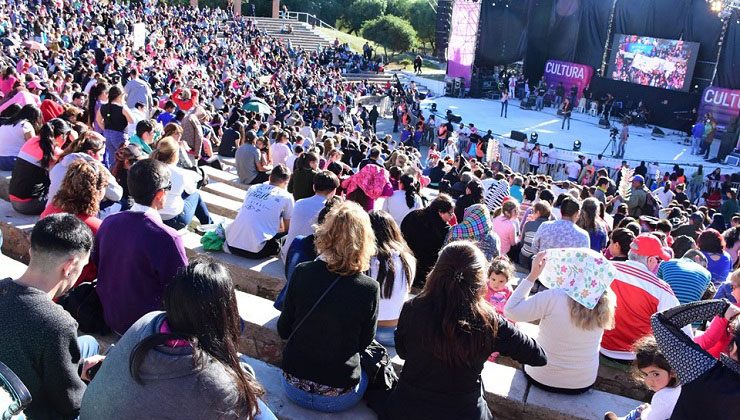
left=697, top=86, right=740, bottom=132
left=543, top=60, right=594, bottom=101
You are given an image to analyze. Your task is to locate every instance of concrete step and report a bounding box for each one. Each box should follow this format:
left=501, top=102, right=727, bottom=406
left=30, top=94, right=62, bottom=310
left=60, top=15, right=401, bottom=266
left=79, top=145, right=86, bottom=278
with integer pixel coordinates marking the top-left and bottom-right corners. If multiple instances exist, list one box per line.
left=0, top=253, right=27, bottom=279
left=181, top=232, right=286, bottom=301
left=199, top=190, right=242, bottom=220
left=0, top=171, right=11, bottom=201
left=203, top=182, right=247, bottom=202
left=201, top=165, right=249, bottom=191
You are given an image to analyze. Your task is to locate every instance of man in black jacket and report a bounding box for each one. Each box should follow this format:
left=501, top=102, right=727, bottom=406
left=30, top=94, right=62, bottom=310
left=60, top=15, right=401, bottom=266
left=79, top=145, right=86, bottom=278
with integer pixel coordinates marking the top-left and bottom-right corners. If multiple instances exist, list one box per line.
left=0, top=214, right=102, bottom=420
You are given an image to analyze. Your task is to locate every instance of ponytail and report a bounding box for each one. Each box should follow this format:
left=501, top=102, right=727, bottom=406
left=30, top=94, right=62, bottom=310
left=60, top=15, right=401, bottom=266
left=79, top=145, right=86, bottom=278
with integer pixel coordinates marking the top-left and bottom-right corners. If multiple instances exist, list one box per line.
left=400, top=174, right=418, bottom=209
left=38, top=119, right=69, bottom=169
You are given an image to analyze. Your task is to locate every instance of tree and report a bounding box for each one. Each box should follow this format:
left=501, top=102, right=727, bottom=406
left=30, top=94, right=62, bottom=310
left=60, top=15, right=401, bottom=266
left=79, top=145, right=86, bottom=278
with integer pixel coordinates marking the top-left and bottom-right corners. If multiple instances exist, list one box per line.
left=346, top=0, right=387, bottom=34
left=406, top=0, right=437, bottom=51
left=361, top=15, right=417, bottom=60
left=386, top=0, right=412, bottom=18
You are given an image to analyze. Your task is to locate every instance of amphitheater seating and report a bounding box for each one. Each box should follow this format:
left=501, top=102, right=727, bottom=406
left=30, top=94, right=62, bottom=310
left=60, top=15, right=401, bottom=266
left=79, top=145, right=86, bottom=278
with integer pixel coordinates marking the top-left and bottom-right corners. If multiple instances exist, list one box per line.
left=0, top=163, right=647, bottom=418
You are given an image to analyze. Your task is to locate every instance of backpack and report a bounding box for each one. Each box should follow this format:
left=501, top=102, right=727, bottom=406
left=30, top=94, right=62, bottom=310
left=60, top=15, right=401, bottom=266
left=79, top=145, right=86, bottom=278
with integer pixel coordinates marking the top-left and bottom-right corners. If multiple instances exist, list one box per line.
left=642, top=189, right=660, bottom=217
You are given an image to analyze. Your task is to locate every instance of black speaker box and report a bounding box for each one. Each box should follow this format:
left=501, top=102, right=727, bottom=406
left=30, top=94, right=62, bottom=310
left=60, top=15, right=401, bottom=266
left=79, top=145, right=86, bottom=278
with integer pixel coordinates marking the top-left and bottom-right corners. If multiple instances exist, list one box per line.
left=510, top=130, right=527, bottom=142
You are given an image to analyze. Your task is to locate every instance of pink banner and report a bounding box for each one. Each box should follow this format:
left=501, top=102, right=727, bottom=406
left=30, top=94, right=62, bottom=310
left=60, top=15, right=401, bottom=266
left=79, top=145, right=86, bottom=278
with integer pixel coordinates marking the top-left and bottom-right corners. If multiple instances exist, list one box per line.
left=446, top=1, right=481, bottom=88
left=543, top=60, right=594, bottom=101
left=697, top=86, right=740, bottom=133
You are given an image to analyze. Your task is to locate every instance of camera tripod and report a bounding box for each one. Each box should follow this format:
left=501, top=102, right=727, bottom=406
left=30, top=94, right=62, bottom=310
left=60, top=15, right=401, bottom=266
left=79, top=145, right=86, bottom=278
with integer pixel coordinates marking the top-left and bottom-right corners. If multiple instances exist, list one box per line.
left=602, top=134, right=618, bottom=157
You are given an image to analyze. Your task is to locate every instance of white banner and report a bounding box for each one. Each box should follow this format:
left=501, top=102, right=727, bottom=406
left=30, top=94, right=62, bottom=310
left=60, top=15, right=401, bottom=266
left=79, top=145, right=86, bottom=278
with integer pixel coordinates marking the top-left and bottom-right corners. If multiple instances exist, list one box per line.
left=132, top=23, right=146, bottom=50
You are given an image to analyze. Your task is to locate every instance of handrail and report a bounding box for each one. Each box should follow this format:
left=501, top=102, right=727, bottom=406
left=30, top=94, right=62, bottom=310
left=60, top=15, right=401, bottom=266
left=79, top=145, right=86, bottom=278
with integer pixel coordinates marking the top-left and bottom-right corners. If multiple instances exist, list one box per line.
left=284, top=11, right=336, bottom=31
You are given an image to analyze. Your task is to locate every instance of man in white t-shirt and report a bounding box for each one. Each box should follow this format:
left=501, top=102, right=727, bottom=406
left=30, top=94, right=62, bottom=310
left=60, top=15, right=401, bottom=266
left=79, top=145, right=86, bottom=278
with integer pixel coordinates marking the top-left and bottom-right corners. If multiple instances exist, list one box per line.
left=225, top=165, right=294, bottom=259
left=565, top=159, right=581, bottom=182
left=281, top=171, right=339, bottom=260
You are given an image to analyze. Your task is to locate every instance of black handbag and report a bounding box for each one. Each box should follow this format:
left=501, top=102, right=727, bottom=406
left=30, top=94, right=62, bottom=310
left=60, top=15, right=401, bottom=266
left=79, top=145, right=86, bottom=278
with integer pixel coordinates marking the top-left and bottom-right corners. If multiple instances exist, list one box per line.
left=58, top=281, right=111, bottom=336
left=361, top=340, right=398, bottom=392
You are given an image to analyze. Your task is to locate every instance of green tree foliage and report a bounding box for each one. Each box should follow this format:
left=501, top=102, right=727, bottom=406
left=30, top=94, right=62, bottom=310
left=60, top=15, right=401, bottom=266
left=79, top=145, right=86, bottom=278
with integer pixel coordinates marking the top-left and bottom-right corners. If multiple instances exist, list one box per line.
left=386, top=0, right=412, bottom=18
left=346, top=0, right=387, bottom=34
left=361, top=14, right=417, bottom=59
left=406, top=0, right=437, bottom=50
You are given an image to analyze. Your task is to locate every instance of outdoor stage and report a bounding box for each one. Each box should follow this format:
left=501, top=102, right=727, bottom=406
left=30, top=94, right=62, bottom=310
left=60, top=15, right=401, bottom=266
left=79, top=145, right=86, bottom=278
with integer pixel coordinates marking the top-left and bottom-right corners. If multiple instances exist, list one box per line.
left=420, top=96, right=737, bottom=174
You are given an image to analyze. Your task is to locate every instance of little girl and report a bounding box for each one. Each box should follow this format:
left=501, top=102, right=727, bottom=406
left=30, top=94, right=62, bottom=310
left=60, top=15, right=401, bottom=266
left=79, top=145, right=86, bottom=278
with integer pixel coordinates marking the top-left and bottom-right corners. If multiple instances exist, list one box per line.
left=486, top=257, right=515, bottom=316
left=605, top=336, right=681, bottom=420
left=486, top=257, right=515, bottom=362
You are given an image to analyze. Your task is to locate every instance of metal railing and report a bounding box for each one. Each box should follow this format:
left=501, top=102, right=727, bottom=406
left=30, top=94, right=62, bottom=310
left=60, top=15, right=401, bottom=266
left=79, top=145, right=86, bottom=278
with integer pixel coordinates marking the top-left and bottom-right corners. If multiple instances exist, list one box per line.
left=284, top=11, right=336, bottom=31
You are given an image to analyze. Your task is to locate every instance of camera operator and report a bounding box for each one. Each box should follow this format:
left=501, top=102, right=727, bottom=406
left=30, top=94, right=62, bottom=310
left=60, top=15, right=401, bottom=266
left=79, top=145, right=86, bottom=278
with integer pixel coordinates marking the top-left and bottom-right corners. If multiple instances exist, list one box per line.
left=615, top=117, right=630, bottom=158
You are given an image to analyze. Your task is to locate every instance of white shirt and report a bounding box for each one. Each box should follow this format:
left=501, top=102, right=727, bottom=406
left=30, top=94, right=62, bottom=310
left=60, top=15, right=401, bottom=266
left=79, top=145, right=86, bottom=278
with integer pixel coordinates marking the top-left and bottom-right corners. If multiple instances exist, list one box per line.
left=0, top=122, right=33, bottom=157
left=653, top=188, right=675, bottom=209
left=369, top=253, right=412, bottom=321
left=270, top=142, right=292, bottom=167
left=299, top=126, right=315, bottom=144
left=160, top=164, right=199, bottom=220
left=285, top=153, right=299, bottom=172
left=566, top=161, right=581, bottom=179
left=641, top=386, right=681, bottom=420
left=226, top=184, right=294, bottom=253
left=130, top=203, right=163, bottom=224
left=281, top=194, right=326, bottom=260
left=382, top=190, right=423, bottom=226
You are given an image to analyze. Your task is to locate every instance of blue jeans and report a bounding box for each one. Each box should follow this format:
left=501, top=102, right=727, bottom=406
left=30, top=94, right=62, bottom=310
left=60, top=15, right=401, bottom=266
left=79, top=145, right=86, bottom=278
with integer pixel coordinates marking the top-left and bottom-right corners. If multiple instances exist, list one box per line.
left=77, top=335, right=100, bottom=359
left=692, top=136, right=702, bottom=155
left=375, top=326, right=396, bottom=347
left=282, top=370, right=368, bottom=413
left=536, top=96, right=544, bottom=110
left=163, top=191, right=212, bottom=230
left=0, top=156, right=17, bottom=171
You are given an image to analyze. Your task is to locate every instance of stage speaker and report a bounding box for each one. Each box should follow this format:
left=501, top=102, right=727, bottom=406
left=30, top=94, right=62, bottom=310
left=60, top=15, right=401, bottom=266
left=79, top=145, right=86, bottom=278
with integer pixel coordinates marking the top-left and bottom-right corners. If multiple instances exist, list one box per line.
left=598, top=118, right=610, bottom=128
left=719, top=129, right=739, bottom=161
left=651, top=127, right=665, bottom=138
left=510, top=131, right=527, bottom=142
left=708, top=139, right=722, bottom=160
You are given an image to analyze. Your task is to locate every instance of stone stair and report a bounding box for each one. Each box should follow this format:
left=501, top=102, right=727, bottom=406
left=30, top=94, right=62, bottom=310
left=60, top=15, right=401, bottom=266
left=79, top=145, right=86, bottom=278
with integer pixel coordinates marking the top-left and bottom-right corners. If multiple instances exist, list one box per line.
left=252, top=17, right=331, bottom=51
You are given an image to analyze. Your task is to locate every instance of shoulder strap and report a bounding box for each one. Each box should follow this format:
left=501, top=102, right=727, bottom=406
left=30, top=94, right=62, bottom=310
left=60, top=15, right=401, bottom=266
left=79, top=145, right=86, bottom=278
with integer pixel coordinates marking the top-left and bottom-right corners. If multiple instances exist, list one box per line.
left=287, top=276, right=342, bottom=343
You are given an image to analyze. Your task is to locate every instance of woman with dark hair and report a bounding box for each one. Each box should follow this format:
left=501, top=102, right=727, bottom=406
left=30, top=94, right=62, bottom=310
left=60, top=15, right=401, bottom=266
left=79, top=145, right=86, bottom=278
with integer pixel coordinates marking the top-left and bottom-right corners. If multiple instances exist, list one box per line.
left=369, top=210, right=416, bottom=347
left=80, top=260, right=276, bottom=419
left=454, top=179, right=485, bottom=221
left=96, top=85, right=132, bottom=167
left=577, top=197, right=609, bottom=252
left=382, top=174, right=423, bottom=225
left=8, top=118, right=71, bottom=215
left=288, top=151, right=319, bottom=201
left=342, top=163, right=394, bottom=211
left=709, top=212, right=727, bottom=232
left=720, top=188, right=739, bottom=227
left=278, top=202, right=379, bottom=413
left=0, top=104, right=42, bottom=170
left=388, top=241, right=546, bottom=419
left=111, top=143, right=146, bottom=211
left=87, top=80, right=108, bottom=131
left=698, top=228, right=733, bottom=285
left=401, top=194, right=456, bottom=288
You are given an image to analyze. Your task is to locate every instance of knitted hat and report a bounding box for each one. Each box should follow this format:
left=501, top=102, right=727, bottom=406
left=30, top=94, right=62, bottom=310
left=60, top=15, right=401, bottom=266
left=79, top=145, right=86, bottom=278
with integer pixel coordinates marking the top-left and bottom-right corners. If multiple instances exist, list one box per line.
left=40, top=99, right=64, bottom=123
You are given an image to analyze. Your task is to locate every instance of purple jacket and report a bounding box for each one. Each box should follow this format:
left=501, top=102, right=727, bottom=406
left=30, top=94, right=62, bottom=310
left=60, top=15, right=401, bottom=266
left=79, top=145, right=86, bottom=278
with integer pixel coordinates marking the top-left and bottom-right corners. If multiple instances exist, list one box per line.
left=92, top=211, right=188, bottom=334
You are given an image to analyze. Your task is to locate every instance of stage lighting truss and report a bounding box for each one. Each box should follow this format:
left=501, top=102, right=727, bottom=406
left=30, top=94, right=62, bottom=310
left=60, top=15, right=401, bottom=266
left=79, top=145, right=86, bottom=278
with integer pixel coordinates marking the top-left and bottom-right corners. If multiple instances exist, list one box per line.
left=707, top=0, right=740, bottom=22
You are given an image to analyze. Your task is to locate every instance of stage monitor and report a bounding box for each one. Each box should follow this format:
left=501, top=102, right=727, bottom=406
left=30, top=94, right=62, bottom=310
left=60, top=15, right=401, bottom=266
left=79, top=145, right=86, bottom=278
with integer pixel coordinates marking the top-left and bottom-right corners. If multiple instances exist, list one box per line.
left=607, top=34, right=699, bottom=92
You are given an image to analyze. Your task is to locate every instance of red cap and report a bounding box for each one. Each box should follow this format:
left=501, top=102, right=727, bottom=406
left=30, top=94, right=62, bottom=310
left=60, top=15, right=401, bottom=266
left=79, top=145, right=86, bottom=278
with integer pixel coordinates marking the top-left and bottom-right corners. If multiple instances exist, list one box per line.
left=630, top=234, right=671, bottom=261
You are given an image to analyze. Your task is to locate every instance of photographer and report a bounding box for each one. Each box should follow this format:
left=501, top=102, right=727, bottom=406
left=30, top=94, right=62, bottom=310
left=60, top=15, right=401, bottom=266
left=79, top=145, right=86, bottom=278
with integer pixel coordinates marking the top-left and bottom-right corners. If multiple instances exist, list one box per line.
left=615, top=118, right=630, bottom=159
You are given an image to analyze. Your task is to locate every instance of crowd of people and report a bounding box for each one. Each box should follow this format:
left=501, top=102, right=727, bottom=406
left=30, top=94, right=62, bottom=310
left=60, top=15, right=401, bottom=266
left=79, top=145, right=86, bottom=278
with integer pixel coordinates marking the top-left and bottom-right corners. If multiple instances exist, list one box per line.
left=0, top=1, right=739, bottom=420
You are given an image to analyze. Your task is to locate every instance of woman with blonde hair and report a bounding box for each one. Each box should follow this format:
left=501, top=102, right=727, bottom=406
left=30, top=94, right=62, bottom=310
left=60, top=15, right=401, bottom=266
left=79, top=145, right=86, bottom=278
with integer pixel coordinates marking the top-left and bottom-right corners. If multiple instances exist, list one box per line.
left=505, top=252, right=616, bottom=394
left=40, top=159, right=108, bottom=285
left=278, top=201, right=380, bottom=413
left=152, top=137, right=212, bottom=230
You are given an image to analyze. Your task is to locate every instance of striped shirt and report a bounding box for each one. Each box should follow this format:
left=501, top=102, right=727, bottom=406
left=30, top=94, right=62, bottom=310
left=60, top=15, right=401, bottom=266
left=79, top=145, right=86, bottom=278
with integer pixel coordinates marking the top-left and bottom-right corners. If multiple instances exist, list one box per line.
left=658, top=259, right=712, bottom=305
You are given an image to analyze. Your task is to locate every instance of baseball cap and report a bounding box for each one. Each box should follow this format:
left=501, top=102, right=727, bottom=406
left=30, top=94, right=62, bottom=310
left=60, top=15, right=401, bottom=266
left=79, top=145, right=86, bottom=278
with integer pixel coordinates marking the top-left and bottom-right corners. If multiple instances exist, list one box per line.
left=631, top=234, right=671, bottom=261
left=632, top=175, right=645, bottom=184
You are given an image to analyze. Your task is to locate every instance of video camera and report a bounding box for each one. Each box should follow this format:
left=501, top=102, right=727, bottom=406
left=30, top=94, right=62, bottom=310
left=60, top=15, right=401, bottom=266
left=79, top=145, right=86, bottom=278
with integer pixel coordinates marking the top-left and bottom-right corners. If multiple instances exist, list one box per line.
left=609, top=127, right=619, bottom=138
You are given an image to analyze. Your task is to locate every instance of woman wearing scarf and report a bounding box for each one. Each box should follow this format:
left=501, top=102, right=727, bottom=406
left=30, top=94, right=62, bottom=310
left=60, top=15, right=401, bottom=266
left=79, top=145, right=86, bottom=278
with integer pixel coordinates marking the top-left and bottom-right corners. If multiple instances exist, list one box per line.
left=341, top=163, right=393, bottom=212
left=444, top=204, right=501, bottom=261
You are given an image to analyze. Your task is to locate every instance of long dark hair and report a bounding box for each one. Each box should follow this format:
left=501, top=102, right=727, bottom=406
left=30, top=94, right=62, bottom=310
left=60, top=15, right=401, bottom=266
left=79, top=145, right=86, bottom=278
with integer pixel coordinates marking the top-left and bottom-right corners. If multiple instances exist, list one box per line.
left=418, top=241, right=498, bottom=367
left=87, top=81, right=109, bottom=126
left=0, top=104, right=41, bottom=129
left=399, top=174, right=419, bottom=209
left=129, top=260, right=264, bottom=419
left=38, top=119, right=69, bottom=169
left=369, top=211, right=415, bottom=299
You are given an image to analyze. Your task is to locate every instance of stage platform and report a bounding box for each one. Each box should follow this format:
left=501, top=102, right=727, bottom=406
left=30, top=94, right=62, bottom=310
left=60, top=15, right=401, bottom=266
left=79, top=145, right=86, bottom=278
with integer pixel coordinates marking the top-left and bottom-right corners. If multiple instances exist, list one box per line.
left=420, top=97, right=738, bottom=174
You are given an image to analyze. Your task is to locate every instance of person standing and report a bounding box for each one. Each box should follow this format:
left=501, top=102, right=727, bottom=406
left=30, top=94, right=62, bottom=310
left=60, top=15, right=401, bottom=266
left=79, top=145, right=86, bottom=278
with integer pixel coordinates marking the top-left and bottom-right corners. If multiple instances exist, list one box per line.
left=96, top=85, right=133, bottom=168
left=615, top=117, right=630, bottom=158
left=500, top=89, right=509, bottom=118
left=123, top=69, right=152, bottom=117
left=561, top=98, right=573, bottom=130
left=535, top=81, right=546, bottom=111
left=368, top=105, right=379, bottom=133
left=413, top=55, right=423, bottom=74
